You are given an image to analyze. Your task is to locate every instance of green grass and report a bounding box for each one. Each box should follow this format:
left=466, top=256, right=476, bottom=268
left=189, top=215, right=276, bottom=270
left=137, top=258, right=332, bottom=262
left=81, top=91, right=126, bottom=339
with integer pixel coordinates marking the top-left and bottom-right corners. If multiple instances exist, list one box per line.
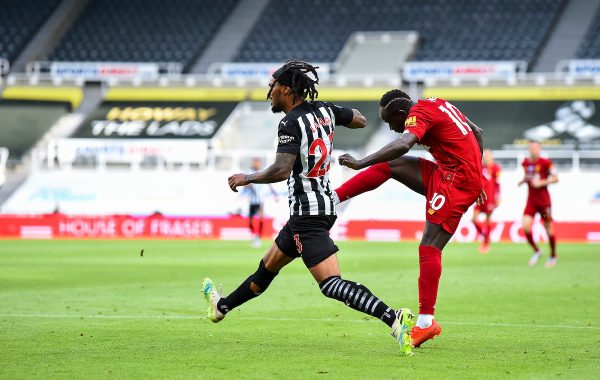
left=0, top=240, right=599, bottom=379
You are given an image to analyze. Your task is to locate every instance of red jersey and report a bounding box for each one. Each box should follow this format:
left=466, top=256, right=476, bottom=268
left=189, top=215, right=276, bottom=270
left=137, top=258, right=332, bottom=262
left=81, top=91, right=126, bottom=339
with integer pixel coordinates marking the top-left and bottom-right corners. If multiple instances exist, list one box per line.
left=404, top=97, right=483, bottom=190
left=482, top=162, right=501, bottom=203
left=522, top=157, right=554, bottom=204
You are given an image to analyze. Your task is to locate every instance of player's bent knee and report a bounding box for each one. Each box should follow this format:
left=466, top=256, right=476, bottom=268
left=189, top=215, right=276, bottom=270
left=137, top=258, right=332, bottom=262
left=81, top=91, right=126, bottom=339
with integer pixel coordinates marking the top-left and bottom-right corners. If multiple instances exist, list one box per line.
left=249, top=259, right=278, bottom=295
left=319, top=275, right=342, bottom=299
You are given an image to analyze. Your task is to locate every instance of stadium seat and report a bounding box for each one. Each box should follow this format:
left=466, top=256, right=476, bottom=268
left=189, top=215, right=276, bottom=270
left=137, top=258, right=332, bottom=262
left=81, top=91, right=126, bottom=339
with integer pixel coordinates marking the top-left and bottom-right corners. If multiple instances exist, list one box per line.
left=0, top=0, right=61, bottom=63
left=234, top=0, right=566, bottom=66
left=48, top=0, right=238, bottom=72
left=576, top=6, right=600, bottom=58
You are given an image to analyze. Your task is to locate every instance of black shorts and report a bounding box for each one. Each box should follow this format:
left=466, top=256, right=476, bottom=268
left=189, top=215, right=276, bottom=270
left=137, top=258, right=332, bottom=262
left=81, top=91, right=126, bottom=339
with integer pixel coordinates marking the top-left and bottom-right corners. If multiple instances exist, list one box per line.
left=249, top=203, right=262, bottom=217
left=275, top=215, right=339, bottom=268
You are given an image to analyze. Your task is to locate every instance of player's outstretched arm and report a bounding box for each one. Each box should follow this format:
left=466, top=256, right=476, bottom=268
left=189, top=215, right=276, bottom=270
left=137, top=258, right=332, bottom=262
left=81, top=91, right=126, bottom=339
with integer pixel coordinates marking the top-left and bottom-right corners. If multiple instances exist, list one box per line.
left=339, top=133, right=418, bottom=170
left=344, top=109, right=367, bottom=129
left=228, top=153, right=297, bottom=192
left=466, top=118, right=484, bottom=155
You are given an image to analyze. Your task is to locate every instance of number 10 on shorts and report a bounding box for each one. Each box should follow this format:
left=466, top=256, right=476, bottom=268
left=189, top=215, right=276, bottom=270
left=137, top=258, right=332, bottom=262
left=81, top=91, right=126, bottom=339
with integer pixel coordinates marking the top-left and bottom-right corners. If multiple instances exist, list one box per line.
left=429, top=192, right=446, bottom=211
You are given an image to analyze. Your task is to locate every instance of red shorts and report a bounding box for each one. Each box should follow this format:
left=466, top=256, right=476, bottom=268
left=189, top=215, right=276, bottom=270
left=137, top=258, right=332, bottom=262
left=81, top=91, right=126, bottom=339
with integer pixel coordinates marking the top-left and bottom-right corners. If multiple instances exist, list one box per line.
left=524, top=199, right=553, bottom=221
left=475, top=199, right=496, bottom=214
left=420, top=158, right=482, bottom=234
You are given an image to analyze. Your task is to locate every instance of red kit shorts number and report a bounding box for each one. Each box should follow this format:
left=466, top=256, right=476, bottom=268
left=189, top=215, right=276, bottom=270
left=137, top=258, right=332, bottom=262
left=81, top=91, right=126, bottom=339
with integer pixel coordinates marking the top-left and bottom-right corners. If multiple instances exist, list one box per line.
left=420, top=158, right=481, bottom=234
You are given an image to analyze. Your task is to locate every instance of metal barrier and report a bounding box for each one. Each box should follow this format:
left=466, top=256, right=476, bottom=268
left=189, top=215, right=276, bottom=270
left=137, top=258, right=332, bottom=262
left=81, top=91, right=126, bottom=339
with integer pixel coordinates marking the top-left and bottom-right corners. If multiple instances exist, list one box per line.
left=32, top=142, right=600, bottom=173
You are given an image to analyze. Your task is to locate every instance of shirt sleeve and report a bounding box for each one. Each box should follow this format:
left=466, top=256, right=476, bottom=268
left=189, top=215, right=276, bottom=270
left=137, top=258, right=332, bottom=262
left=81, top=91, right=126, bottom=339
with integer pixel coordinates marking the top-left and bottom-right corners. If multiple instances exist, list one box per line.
left=276, top=118, right=301, bottom=155
left=547, top=160, right=557, bottom=175
left=403, top=104, right=433, bottom=141
left=324, top=102, right=354, bottom=126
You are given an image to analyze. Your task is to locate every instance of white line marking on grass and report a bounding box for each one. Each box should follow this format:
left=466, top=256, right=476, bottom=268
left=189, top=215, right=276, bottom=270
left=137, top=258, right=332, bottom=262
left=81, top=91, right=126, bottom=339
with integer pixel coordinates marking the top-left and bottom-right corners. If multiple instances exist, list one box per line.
left=1, top=313, right=599, bottom=330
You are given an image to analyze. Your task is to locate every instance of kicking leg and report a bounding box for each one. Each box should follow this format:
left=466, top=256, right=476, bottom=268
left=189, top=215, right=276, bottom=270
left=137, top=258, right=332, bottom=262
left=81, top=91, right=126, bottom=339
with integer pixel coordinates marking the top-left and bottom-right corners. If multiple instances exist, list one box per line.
left=334, top=156, right=425, bottom=203
left=388, top=156, right=426, bottom=196
left=203, top=243, right=294, bottom=322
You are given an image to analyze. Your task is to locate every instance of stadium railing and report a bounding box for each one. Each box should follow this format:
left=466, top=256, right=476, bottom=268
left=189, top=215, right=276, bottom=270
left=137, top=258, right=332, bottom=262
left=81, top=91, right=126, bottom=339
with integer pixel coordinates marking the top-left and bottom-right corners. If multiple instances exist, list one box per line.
left=30, top=142, right=600, bottom=174
left=5, top=60, right=600, bottom=89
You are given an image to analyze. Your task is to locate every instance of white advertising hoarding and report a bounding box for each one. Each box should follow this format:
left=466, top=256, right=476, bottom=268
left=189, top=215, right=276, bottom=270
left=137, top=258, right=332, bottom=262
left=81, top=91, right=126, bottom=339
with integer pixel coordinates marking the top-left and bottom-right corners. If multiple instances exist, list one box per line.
left=566, top=60, right=600, bottom=76
left=50, top=62, right=160, bottom=80
left=55, top=139, right=208, bottom=164
left=403, top=61, right=524, bottom=81
left=217, top=63, right=330, bottom=80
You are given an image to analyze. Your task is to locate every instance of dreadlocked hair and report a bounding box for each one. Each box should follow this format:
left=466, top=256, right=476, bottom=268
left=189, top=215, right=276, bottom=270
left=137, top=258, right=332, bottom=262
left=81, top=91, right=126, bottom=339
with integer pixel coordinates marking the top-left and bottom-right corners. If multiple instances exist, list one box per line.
left=269, top=59, right=320, bottom=102
left=379, top=89, right=412, bottom=114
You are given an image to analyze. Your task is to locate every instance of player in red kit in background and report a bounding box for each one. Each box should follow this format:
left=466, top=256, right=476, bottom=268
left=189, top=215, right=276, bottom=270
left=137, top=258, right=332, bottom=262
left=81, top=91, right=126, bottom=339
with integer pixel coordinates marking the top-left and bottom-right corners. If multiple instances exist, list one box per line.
left=472, top=149, right=501, bottom=253
left=519, top=141, right=559, bottom=268
left=336, top=90, right=485, bottom=349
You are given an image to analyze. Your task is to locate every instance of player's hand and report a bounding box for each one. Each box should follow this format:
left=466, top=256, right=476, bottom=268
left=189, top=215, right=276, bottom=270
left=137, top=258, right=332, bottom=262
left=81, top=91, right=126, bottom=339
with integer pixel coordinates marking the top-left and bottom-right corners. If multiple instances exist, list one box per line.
left=475, top=190, right=487, bottom=206
left=228, top=173, right=249, bottom=192
left=338, top=154, right=363, bottom=170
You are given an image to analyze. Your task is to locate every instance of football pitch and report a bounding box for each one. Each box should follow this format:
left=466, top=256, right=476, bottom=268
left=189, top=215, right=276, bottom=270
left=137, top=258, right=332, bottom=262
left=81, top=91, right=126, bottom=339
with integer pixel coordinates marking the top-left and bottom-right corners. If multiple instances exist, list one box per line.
left=0, top=239, right=598, bottom=379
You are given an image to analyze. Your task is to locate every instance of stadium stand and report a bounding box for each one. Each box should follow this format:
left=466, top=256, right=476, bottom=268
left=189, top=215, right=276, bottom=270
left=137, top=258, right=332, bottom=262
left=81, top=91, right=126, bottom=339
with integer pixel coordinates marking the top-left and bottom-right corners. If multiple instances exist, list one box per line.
left=0, top=0, right=61, bottom=63
left=235, top=0, right=565, bottom=66
left=0, top=101, right=70, bottom=159
left=576, top=6, right=600, bottom=58
left=48, top=0, right=238, bottom=71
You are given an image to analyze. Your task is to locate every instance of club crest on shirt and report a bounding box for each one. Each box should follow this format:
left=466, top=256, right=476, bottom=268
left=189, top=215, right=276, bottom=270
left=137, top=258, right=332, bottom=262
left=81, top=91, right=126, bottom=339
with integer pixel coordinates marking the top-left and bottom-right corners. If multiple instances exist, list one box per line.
left=405, top=116, right=417, bottom=127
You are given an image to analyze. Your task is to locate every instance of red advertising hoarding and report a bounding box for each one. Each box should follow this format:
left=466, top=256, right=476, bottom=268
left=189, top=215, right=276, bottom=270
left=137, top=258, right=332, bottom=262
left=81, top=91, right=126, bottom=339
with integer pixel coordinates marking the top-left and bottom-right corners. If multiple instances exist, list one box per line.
left=0, top=214, right=598, bottom=243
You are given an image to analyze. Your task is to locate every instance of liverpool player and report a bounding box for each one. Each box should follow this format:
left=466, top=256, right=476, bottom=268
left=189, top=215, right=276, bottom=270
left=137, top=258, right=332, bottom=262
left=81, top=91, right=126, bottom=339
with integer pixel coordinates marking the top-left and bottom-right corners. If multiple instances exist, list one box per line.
left=336, top=90, right=485, bottom=348
left=518, top=141, right=559, bottom=267
left=202, top=61, right=416, bottom=355
left=472, top=149, right=501, bottom=253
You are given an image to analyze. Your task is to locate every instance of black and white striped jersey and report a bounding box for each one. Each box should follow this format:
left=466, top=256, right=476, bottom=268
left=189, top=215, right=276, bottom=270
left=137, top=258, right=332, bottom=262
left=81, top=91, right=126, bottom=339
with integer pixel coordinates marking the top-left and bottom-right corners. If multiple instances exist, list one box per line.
left=276, top=101, right=353, bottom=215
left=243, top=183, right=266, bottom=206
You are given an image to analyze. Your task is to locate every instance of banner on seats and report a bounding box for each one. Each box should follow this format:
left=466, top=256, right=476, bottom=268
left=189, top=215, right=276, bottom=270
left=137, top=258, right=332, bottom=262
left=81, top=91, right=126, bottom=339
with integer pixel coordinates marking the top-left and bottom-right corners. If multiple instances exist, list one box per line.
left=403, top=61, right=525, bottom=81
left=50, top=62, right=160, bottom=80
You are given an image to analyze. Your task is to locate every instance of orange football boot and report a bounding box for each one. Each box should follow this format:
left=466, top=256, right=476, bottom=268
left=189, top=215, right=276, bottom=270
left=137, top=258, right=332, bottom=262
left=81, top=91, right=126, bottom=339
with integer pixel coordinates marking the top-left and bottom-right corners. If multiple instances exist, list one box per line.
left=410, top=320, right=442, bottom=347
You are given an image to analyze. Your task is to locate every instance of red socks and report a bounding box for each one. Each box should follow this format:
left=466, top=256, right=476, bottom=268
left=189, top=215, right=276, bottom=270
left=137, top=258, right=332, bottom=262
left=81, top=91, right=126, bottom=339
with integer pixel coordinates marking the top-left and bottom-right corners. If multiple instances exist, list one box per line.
left=524, top=231, right=539, bottom=252
left=549, top=234, right=556, bottom=257
left=483, top=221, right=491, bottom=243
left=334, top=162, right=392, bottom=202
left=474, top=221, right=484, bottom=236
left=418, top=245, right=443, bottom=315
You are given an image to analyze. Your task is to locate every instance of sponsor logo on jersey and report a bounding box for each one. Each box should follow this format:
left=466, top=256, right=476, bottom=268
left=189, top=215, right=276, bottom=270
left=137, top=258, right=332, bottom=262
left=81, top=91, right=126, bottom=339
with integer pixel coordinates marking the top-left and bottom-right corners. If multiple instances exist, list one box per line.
left=428, top=208, right=435, bottom=215
left=405, top=116, right=417, bottom=127
left=309, top=117, right=332, bottom=132
left=279, top=135, right=295, bottom=144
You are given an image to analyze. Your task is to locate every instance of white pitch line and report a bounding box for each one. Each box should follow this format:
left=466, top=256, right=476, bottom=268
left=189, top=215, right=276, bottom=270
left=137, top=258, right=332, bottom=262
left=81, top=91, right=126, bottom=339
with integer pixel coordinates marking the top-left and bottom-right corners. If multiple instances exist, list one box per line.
left=0, top=314, right=598, bottom=330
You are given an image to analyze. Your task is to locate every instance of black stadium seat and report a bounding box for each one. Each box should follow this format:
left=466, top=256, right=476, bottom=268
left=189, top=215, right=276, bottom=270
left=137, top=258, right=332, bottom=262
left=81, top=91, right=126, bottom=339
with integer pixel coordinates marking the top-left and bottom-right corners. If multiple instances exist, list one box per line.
left=0, top=0, right=61, bottom=63
left=576, top=6, right=600, bottom=58
left=234, top=0, right=566, bottom=66
left=48, top=0, right=238, bottom=72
